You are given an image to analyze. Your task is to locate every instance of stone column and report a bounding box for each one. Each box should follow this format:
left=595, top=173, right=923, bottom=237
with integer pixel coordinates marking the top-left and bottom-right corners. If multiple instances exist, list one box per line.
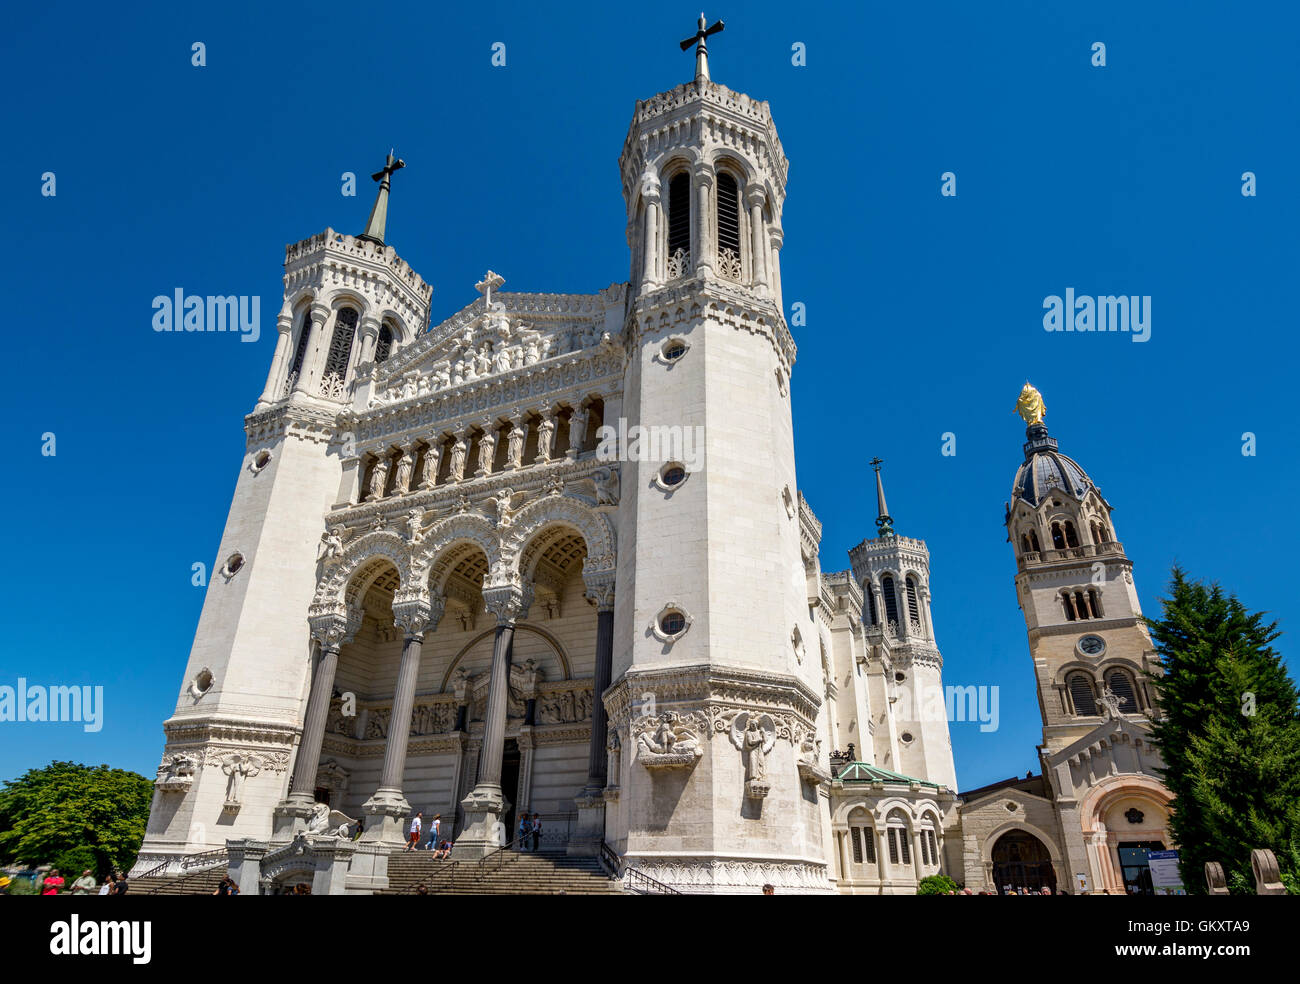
left=693, top=164, right=714, bottom=278
left=641, top=180, right=662, bottom=287
left=746, top=186, right=768, bottom=295
left=769, top=226, right=784, bottom=314
left=292, top=302, right=332, bottom=397
left=258, top=306, right=295, bottom=405
left=273, top=610, right=359, bottom=839
left=570, top=574, right=615, bottom=856
left=454, top=582, right=531, bottom=858
left=355, top=315, right=381, bottom=368
left=361, top=594, right=444, bottom=846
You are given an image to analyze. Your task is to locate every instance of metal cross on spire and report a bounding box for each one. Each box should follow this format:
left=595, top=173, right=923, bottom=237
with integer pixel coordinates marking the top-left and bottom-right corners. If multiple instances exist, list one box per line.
left=358, top=149, right=406, bottom=246
left=870, top=457, right=894, bottom=536
left=680, top=12, right=724, bottom=82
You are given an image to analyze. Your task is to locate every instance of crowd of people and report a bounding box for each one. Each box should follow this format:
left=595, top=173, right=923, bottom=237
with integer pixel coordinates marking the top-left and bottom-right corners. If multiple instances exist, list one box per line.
left=0, top=867, right=132, bottom=895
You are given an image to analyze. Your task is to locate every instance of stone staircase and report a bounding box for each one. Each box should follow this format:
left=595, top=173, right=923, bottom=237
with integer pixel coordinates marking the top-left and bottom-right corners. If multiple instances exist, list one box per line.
left=381, top=849, right=626, bottom=896
left=130, top=867, right=227, bottom=895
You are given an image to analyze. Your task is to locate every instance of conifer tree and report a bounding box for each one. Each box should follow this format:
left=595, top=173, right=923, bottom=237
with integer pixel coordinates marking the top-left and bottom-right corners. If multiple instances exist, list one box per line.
left=1147, top=567, right=1299, bottom=893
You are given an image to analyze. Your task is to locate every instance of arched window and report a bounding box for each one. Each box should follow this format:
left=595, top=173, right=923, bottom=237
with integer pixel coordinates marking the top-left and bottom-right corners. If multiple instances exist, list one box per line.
left=375, top=324, right=393, bottom=363
left=1061, top=592, right=1077, bottom=622
left=1051, top=522, right=1066, bottom=550
left=1030, top=529, right=1041, bottom=552
left=1064, top=521, right=1080, bottom=548
left=323, top=308, right=359, bottom=380
left=288, top=309, right=312, bottom=378
left=1021, top=533, right=1030, bottom=553
left=881, top=575, right=899, bottom=626
left=1106, top=668, right=1137, bottom=712
left=886, top=811, right=911, bottom=866
left=905, top=577, right=920, bottom=625
left=1087, top=588, right=1103, bottom=619
left=865, top=587, right=878, bottom=626
left=715, top=171, right=741, bottom=271
left=1069, top=673, right=1097, bottom=716
left=666, top=171, right=691, bottom=267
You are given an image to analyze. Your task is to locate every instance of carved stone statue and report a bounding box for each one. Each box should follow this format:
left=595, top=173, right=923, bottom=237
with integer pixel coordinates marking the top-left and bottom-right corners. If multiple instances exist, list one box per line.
left=419, top=444, right=442, bottom=489
left=477, top=429, right=497, bottom=476
left=318, top=526, right=345, bottom=566
left=593, top=467, right=619, bottom=506
left=493, top=489, right=513, bottom=528
left=406, top=508, right=427, bottom=545
left=221, top=753, right=263, bottom=807
left=449, top=438, right=468, bottom=481
left=493, top=345, right=511, bottom=374
left=367, top=457, right=391, bottom=500
left=535, top=414, right=555, bottom=463
left=636, top=712, right=703, bottom=768
left=156, top=752, right=198, bottom=790
left=393, top=449, right=414, bottom=493
left=730, top=711, right=776, bottom=799
left=568, top=406, right=589, bottom=454
left=506, top=423, right=525, bottom=468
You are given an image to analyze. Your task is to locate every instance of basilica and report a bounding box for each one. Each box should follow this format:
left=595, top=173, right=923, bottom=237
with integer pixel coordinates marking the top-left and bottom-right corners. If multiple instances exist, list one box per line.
left=134, top=24, right=1172, bottom=895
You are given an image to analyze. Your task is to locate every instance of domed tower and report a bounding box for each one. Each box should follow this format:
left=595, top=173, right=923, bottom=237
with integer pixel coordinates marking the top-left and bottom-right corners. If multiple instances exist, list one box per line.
left=602, top=17, right=831, bottom=892
left=848, top=461, right=957, bottom=790
left=1006, top=384, right=1158, bottom=752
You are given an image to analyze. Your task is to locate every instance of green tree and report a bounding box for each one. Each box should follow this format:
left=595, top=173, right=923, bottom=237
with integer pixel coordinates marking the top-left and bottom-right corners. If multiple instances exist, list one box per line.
left=917, top=874, right=959, bottom=895
left=0, top=761, right=154, bottom=878
left=1147, top=568, right=1300, bottom=893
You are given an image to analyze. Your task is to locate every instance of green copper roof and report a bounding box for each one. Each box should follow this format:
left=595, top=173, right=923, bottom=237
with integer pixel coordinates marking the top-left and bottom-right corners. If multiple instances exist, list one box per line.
left=835, top=761, right=940, bottom=788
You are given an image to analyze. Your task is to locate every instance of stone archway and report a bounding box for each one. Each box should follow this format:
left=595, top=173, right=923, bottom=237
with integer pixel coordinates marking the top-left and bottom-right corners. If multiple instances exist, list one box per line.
left=990, top=829, right=1057, bottom=895
left=1079, top=775, right=1174, bottom=895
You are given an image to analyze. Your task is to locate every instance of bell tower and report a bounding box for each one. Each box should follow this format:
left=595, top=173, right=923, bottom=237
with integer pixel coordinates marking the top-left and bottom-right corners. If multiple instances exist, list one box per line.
left=136, top=163, right=431, bottom=866
left=1005, top=385, right=1158, bottom=755
left=602, top=18, right=832, bottom=892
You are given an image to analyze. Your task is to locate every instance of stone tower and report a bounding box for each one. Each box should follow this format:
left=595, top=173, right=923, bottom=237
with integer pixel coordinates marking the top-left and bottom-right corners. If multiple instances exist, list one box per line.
left=847, top=463, right=958, bottom=790
left=599, top=30, right=832, bottom=892
left=137, top=175, right=431, bottom=862
left=1005, top=416, right=1159, bottom=754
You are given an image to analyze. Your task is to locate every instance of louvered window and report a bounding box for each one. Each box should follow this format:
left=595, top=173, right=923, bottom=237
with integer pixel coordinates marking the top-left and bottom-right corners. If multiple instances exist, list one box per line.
left=887, top=828, right=899, bottom=864
left=667, top=172, right=691, bottom=260
left=1069, top=673, right=1097, bottom=716
left=906, top=577, right=920, bottom=623
left=716, top=172, right=741, bottom=256
left=289, top=310, right=312, bottom=376
left=865, top=588, right=877, bottom=625
left=324, top=308, right=358, bottom=379
left=863, top=830, right=876, bottom=864
left=898, top=830, right=911, bottom=865
left=881, top=575, right=899, bottom=626
left=375, top=324, right=393, bottom=363
left=850, top=827, right=863, bottom=864
left=1106, top=670, right=1136, bottom=712
left=927, top=829, right=939, bottom=863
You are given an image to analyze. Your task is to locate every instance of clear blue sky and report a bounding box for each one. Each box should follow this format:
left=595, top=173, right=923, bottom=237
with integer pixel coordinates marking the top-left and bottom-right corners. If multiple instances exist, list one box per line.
left=2, top=1, right=1295, bottom=791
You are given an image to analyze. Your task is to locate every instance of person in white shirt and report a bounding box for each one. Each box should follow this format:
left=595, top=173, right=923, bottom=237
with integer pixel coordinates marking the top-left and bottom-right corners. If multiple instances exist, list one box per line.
left=406, top=811, right=423, bottom=852
left=424, top=814, right=442, bottom=850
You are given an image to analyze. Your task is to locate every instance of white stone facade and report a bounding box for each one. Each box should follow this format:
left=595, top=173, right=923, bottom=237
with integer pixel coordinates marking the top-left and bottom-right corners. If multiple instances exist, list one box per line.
left=135, top=61, right=961, bottom=895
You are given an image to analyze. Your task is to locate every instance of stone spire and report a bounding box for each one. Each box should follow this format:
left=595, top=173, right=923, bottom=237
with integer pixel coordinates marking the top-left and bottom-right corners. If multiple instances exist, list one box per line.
left=679, top=13, right=724, bottom=82
left=358, top=150, right=406, bottom=246
left=870, top=457, right=893, bottom=536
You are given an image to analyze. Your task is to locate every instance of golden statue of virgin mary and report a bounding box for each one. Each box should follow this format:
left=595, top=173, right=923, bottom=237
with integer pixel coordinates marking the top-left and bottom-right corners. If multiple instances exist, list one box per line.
left=1015, top=382, right=1046, bottom=425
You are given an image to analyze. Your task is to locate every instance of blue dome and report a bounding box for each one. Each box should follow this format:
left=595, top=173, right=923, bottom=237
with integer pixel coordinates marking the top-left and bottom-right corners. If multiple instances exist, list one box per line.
left=1012, top=424, right=1096, bottom=506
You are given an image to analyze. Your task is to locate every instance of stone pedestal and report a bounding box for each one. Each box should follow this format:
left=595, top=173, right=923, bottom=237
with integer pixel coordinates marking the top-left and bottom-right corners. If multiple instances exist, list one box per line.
left=271, top=793, right=316, bottom=842
left=359, top=789, right=411, bottom=848
left=568, top=791, right=607, bottom=856
left=452, top=787, right=510, bottom=858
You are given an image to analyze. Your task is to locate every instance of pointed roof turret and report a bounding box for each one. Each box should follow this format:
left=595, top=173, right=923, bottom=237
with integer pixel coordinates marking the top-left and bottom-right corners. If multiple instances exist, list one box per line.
left=870, top=457, right=894, bottom=536
left=357, top=150, right=405, bottom=246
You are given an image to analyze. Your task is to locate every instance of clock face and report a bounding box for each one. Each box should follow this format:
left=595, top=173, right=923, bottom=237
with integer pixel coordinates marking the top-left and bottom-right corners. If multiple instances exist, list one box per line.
left=1078, top=635, right=1106, bottom=656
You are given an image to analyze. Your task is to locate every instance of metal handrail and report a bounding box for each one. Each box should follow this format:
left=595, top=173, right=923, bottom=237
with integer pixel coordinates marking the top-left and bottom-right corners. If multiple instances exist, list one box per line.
left=600, top=842, right=682, bottom=895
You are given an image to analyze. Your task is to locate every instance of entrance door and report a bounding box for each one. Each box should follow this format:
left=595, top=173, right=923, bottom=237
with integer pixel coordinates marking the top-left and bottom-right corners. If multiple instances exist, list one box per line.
left=500, top=739, right=521, bottom=844
left=991, top=830, right=1058, bottom=895
left=1117, top=841, right=1165, bottom=895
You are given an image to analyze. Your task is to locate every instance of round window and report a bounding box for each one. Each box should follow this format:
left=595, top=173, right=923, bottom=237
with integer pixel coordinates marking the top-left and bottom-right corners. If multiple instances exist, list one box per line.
left=660, top=463, right=687, bottom=488
left=194, top=669, right=213, bottom=693
left=252, top=450, right=272, bottom=472
left=900, top=732, right=914, bottom=744
left=222, top=553, right=245, bottom=578
left=659, top=610, right=687, bottom=635
left=895, top=672, right=906, bottom=683
left=661, top=338, right=688, bottom=362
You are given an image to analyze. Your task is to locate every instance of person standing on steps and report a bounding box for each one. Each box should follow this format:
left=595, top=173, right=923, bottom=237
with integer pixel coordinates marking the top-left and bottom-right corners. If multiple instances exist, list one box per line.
left=406, top=811, right=422, bottom=852
left=531, top=814, right=542, bottom=852
left=517, top=812, right=533, bottom=851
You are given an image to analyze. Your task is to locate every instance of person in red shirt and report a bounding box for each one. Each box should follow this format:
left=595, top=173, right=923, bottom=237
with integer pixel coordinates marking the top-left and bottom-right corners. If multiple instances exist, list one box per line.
left=42, top=868, right=65, bottom=895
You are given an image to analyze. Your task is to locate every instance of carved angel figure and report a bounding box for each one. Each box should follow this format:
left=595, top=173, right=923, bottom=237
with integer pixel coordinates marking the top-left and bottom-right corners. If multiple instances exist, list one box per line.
left=593, top=467, right=620, bottom=506
left=318, top=526, right=345, bottom=565
left=730, top=711, right=777, bottom=784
